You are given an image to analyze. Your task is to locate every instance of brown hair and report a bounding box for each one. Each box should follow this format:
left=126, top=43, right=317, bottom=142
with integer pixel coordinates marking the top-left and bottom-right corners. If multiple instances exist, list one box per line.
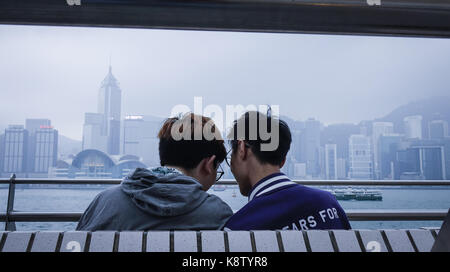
left=158, top=113, right=226, bottom=169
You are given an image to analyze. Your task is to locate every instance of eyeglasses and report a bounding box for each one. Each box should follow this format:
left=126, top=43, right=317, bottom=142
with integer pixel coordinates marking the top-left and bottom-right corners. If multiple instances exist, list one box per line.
left=225, top=141, right=252, bottom=168
left=225, top=149, right=232, bottom=168
left=215, top=164, right=224, bottom=182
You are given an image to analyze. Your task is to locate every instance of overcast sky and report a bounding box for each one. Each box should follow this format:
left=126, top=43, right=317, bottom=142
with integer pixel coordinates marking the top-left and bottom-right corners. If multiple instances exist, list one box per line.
left=1, top=25, right=449, bottom=140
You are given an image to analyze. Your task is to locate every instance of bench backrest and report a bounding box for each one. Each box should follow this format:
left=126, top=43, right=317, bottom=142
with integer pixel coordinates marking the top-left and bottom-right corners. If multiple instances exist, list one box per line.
left=0, top=229, right=439, bottom=252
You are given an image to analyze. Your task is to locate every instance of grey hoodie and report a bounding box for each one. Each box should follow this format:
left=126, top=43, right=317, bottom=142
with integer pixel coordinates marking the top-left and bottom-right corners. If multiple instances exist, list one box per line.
left=76, top=167, right=233, bottom=231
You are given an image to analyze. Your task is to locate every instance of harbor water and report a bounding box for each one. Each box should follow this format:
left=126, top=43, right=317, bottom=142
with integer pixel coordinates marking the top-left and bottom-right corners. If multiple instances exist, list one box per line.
left=1, top=185, right=449, bottom=230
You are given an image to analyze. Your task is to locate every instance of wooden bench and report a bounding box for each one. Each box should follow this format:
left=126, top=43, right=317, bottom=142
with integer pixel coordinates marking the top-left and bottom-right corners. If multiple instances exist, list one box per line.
left=0, top=229, right=438, bottom=252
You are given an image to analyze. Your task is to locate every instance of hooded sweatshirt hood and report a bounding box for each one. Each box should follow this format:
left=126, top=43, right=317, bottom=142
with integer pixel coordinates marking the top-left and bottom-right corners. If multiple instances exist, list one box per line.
left=120, top=167, right=208, bottom=217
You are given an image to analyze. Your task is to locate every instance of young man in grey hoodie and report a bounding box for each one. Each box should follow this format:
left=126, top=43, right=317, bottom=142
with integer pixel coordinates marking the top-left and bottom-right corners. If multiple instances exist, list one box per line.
left=76, top=113, right=233, bottom=231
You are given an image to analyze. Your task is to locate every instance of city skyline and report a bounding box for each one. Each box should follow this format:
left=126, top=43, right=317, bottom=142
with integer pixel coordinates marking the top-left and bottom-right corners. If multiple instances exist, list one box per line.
left=1, top=107, right=449, bottom=180
left=2, top=94, right=449, bottom=143
left=1, top=25, right=450, bottom=140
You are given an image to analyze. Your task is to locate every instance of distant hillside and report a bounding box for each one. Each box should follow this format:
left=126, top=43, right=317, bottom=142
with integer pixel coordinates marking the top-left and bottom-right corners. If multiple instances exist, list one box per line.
left=58, top=134, right=82, bottom=157
left=317, top=96, right=450, bottom=158
left=374, top=96, right=450, bottom=136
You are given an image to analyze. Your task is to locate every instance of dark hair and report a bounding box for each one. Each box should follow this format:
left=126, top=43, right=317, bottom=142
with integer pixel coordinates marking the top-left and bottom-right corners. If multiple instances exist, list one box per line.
left=158, top=113, right=226, bottom=169
left=228, top=111, right=291, bottom=166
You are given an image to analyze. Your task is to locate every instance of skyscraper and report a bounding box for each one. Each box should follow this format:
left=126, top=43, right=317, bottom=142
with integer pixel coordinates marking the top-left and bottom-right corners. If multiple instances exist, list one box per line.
left=378, top=134, right=402, bottom=180
left=439, top=137, right=450, bottom=180
left=98, top=65, right=122, bottom=155
left=429, top=120, right=448, bottom=139
left=1, top=125, right=28, bottom=175
left=25, top=119, right=58, bottom=175
left=325, top=144, right=337, bottom=180
left=82, top=66, right=122, bottom=155
left=404, top=115, right=423, bottom=140
left=372, top=122, right=394, bottom=179
left=32, top=125, right=58, bottom=174
left=290, top=130, right=302, bottom=162
left=395, top=144, right=446, bottom=180
left=123, top=115, right=144, bottom=156
left=419, top=146, right=446, bottom=180
left=26, top=119, right=51, bottom=133
left=301, top=118, right=321, bottom=177
left=395, top=147, right=421, bottom=180
left=336, top=158, right=347, bottom=180
left=122, top=115, right=161, bottom=167
left=0, top=133, right=3, bottom=175
left=82, top=113, right=107, bottom=152
left=348, top=134, right=373, bottom=180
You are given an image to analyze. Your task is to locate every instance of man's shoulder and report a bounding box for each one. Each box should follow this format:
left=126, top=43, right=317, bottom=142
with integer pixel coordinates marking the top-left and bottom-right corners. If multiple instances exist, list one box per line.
left=227, top=185, right=337, bottom=219
left=97, top=184, right=121, bottom=195
left=203, top=193, right=233, bottom=213
left=91, top=185, right=126, bottom=203
left=286, top=184, right=336, bottom=200
left=255, top=183, right=335, bottom=203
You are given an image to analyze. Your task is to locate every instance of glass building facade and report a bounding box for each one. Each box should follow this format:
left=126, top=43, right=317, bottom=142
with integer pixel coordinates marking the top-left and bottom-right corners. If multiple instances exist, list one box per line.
left=1, top=125, right=28, bottom=174
left=348, top=134, right=373, bottom=179
left=33, top=127, right=58, bottom=173
left=378, top=134, right=403, bottom=180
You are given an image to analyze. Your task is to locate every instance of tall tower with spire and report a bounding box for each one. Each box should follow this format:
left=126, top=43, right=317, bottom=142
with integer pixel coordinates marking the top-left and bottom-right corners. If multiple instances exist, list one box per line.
left=97, top=65, right=122, bottom=155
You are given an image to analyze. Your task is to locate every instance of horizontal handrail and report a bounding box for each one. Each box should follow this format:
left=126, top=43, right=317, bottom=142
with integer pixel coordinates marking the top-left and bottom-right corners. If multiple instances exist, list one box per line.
left=1, top=177, right=449, bottom=229
left=344, top=209, right=449, bottom=221
left=1, top=178, right=450, bottom=186
left=0, top=209, right=448, bottom=222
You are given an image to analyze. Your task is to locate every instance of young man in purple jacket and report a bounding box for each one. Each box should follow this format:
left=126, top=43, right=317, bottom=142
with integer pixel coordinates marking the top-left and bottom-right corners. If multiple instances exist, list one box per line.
left=224, top=111, right=351, bottom=231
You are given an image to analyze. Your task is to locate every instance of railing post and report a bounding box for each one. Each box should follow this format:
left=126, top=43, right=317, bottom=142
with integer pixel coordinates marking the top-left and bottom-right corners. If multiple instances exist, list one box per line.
left=5, top=173, right=16, bottom=231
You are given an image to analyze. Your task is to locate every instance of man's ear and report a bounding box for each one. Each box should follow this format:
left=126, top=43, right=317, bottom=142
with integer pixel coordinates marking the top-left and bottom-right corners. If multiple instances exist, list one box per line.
left=203, top=155, right=216, bottom=175
left=238, top=140, right=248, bottom=160
left=280, top=157, right=287, bottom=168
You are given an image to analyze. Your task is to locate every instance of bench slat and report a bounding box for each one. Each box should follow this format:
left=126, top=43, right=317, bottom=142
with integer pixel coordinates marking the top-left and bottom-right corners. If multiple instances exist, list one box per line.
left=306, top=230, right=334, bottom=252
left=0, top=232, right=6, bottom=246
left=384, top=230, right=415, bottom=252
left=358, top=230, right=389, bottom=252
left=31, top=231, right=60, bottom=252
left=60, top=231, right=88, bottom=252
left=174, top=231, right=197, bottom=252
left=118, top=231, right=143, bottom=252
left=201, top=231, right=225, bottom=252
left=279, top=231, right=307, bottom=252
left=253, top=231, right=280, bottom=252
left=332, top=230, right=362, bottom=252
left=89, top=231, right=116, bottom=252
left=408, top=230, right=435, bottom=252
left=1, top=231, right=33, bottom=252
left=434, top=229, right=440, bottom=236
left=227, top=231, right=253, bottom=252
left=146, top=231, right=170, bottom=252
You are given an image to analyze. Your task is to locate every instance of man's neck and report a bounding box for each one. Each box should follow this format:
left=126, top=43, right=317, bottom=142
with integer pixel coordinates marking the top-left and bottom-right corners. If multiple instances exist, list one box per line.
left=248, top=163, right=282, bottom=189
left=165, top=165, right=190, bottom=176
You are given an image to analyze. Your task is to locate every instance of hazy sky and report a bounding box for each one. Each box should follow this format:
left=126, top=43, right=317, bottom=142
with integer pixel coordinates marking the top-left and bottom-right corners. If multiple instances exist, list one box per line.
left=1, top=25, right=450, bottom=140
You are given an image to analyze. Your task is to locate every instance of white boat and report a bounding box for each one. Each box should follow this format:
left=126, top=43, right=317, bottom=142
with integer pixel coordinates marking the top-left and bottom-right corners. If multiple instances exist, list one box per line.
left=213, top=185, right=226, bottom=191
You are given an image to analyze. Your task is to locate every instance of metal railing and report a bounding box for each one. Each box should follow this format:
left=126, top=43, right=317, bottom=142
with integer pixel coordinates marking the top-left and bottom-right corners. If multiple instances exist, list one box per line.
left=1, top=174, right=450, bottom=231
